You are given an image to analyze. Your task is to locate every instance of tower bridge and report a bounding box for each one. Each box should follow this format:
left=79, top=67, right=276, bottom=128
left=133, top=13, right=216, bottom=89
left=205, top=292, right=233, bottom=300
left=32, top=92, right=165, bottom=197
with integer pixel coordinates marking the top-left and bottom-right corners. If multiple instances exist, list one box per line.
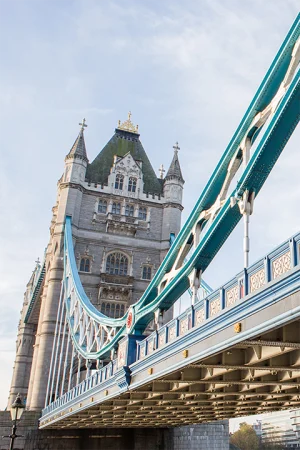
left=40, top=229, right=300, bottom=429
left=5, top=13, right=300, bottom=450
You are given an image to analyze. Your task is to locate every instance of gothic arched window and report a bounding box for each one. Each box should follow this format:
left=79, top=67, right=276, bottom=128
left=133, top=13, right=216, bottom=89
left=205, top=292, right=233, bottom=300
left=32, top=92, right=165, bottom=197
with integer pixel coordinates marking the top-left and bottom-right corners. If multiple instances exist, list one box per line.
left=128, top=177, right=137, bottom=192
left=120, top=304, right=125, bottom=317
left=142, top=265, right=152, bottom=280
left=98, top=199, right=107, bottom=214
left=106, top=252, right=129, bottom=276
left=80, top=258, right=91, bottom=273
left=138, top=207, right=147, bottom=220
left=100, top=302, right=125, bottom=318
left=125, top=204, right=134, bottom=217
left=110, top=303, right=115, bottom=317
left=112, top=202, right=121, bottom=215
left=115, top=174, right=124, bottom=190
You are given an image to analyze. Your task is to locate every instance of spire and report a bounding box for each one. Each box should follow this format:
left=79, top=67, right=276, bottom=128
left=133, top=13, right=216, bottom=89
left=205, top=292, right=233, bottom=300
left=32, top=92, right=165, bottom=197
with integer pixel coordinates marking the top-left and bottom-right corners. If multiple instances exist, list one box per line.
left=165, top=142, right=184, bottom=183
left=158, top=164, right=165, bottom=179
left=66, top=118, right=88, bottom=161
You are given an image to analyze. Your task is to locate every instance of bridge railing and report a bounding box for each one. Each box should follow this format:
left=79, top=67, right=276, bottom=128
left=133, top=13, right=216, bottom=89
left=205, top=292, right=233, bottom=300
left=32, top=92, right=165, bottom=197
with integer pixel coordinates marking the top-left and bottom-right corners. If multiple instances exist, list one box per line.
left=41, top=230, right=300, bottom=419
left=136, top=231, right=300, bottom=361
left=43, top=357, right=119, bottom=416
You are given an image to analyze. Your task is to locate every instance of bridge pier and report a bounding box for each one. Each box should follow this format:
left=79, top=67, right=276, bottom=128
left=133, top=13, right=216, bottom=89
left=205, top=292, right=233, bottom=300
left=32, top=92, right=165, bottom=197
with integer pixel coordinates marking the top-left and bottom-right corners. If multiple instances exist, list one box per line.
left=0, top=411, right=229, bottom=450
left=173, top=421, right=229, bottom=450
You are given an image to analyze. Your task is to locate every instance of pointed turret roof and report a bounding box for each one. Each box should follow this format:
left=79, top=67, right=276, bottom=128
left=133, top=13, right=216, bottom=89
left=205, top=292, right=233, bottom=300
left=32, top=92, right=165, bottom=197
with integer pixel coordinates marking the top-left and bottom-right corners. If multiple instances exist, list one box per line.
left=165, top=142, right=184, bottom=183
left=86, top=113, right=163, bottom=194
left=66, top=119, right=88, bottom=162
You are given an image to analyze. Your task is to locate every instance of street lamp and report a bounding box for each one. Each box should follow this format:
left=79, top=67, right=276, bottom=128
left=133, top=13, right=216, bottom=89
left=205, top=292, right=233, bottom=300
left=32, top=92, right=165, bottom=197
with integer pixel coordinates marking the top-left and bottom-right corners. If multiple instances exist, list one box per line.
left=7, top=394, right=25, bottom=450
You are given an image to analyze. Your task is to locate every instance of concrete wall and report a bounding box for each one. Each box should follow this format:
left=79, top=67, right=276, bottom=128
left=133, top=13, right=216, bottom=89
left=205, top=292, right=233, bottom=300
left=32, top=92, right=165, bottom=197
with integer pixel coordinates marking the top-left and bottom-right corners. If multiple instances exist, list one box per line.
left=0, top=411, right=229, bottom=450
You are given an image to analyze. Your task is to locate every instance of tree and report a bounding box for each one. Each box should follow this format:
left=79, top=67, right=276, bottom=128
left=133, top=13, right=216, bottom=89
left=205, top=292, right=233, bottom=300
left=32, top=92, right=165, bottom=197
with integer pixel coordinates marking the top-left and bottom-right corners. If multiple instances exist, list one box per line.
left=260, top=440, right=285, bottom=450
left=230, top=422, right=259, bottom=450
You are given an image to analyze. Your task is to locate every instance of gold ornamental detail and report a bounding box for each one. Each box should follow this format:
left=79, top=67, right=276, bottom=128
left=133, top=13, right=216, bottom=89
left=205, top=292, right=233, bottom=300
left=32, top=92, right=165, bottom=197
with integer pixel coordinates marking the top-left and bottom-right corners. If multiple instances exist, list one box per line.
left=117, top=111, right=139, bottom=134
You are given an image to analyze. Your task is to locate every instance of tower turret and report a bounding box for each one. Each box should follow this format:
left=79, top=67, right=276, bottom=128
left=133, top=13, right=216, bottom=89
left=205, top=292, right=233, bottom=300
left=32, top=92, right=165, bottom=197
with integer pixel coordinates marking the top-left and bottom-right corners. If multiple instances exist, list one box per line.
left=7, top=259, right=42, bottom=408
left=64, top=118, right=89, bottom=184
left=162, top=142, right=184, bottom=243
left=26, top=121, right=89, bottom=410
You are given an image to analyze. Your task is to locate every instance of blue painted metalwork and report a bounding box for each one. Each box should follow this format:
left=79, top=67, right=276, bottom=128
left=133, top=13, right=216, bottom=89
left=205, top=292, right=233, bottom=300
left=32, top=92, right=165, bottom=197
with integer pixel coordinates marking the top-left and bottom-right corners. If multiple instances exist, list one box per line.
left=24, top=261, right=46, bottom=323
left=136, top=231, right=300, bottom=361
left=170, top=231, right=213, bottom=298
left=64, top=217, right=125, bottom=358
left=41, top=229, right=300, bottom=424
left=61, top=15, right=300, bottom=360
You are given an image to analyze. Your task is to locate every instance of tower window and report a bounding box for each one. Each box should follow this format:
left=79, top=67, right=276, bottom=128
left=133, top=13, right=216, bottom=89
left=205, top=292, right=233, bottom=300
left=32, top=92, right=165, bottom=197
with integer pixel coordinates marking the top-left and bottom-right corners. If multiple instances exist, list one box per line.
left=115, top=174, right=124, bottom=190
left=98, top=199, right=107, bottom=214
left=106, top=252, right=129, bottom=276
left=80, top=258, right=91, bottom=273
left=138, top=207, right=147, bottom=220
left=142, top=265, right=152, bottom=280
left=112, top=202, right=121, bottom=215
left=100, top=302, right=126, bottom=318
left=125, top=204, right=134, bottom=217
left=128, top=177, right=137, bottom=192
left=120, top=304, right=125, bottom=316
left=111, top=303, right=115, bottom=317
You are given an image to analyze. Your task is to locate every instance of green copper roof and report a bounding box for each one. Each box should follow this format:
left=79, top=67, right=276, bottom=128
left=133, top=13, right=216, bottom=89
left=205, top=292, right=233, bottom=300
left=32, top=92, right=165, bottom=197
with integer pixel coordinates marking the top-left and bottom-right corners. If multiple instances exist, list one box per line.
left=86, top=129, right=163, bottom=194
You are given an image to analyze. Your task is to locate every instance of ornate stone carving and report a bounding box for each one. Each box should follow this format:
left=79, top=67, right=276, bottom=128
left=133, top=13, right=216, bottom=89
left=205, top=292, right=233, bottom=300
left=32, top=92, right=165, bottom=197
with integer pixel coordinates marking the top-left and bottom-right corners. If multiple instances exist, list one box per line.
left=250, top=268, right=265, bottom=293
left=118, top=340, right=127, bottom=368
left=169, top=325, right=177, bottom=341
left=272, top=251, right=291, bottom=279
left=140, top=345, right=146, bottom=359
left=195, top=308, right=205, bottom=325
left=210, top=298, right=221, bottom=317
left=226, top=285, right=239, bottom=307
left=158, top=332, right=166, bottom=347
left=147, top=339, right=154, bottom=354
left=179, top=318, right=188, bottom=335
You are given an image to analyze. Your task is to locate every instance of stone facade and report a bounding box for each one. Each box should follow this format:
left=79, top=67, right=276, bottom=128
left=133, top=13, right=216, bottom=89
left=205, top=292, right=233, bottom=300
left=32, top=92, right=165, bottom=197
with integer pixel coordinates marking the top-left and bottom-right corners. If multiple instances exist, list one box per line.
left=7, top=115, right=184, bottom=411
left=5, top=115, right=230, bottom=449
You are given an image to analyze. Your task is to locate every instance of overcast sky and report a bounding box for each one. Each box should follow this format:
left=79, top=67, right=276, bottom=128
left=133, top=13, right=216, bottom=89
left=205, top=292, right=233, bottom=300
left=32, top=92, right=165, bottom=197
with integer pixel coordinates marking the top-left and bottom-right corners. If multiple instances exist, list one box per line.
left=0, top=0, right=299, bottom=420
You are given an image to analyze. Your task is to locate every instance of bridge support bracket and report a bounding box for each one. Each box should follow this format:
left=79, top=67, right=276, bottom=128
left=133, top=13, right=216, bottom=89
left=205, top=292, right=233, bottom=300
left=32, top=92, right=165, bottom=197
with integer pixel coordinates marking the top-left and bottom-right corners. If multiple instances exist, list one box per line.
left=116, top=366, right=131, bottom=391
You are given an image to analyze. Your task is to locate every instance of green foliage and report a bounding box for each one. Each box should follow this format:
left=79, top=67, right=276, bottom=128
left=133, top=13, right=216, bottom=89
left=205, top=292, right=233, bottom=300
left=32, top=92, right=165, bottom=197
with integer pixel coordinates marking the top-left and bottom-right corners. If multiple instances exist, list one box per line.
left=230, top=422, right=259, bottom=450
left=260, top=443, right=285, bottom=450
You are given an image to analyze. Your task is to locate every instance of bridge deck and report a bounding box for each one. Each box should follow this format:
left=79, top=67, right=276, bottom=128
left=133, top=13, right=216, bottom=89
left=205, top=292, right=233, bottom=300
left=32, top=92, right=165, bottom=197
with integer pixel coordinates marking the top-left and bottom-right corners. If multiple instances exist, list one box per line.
left=40, top=233, right=300, bottom=428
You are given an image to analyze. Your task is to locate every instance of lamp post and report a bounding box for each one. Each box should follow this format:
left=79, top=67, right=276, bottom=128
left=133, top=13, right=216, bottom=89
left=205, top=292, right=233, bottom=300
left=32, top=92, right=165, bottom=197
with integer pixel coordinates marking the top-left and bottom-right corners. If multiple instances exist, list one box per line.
left=7, top=394, right=25, bottom=450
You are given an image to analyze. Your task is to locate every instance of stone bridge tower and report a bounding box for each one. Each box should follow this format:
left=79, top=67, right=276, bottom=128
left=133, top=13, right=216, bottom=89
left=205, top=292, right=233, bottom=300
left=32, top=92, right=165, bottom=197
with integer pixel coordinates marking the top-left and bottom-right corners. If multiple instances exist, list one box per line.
left=8, top=113, right=184, bottom=411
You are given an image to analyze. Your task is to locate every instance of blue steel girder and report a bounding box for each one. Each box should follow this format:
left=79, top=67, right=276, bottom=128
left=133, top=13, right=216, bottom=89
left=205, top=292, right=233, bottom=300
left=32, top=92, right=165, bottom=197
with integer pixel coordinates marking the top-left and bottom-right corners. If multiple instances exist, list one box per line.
left=64, top=15, right=300, bottom=360
left=132, top=15, right=300, bottom=327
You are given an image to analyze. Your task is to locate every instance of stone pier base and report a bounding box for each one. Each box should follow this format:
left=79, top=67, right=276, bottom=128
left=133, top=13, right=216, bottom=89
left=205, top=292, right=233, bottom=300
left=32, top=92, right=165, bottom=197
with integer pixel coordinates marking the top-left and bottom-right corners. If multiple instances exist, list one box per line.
left=173, top=421, right=229, bottom=450
left=0, top=412, right=229, bottom=450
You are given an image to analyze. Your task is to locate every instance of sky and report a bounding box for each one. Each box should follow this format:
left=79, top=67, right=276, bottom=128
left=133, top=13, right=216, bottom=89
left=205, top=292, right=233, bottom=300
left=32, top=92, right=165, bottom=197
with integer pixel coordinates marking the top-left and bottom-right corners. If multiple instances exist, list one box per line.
left=0, top=0, right=299, bottom=425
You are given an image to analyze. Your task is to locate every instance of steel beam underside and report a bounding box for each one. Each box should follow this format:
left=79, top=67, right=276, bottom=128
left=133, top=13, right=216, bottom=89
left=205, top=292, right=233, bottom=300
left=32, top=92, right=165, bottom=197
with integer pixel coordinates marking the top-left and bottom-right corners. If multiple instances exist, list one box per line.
left=40, top=266, right=300, bottom=429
